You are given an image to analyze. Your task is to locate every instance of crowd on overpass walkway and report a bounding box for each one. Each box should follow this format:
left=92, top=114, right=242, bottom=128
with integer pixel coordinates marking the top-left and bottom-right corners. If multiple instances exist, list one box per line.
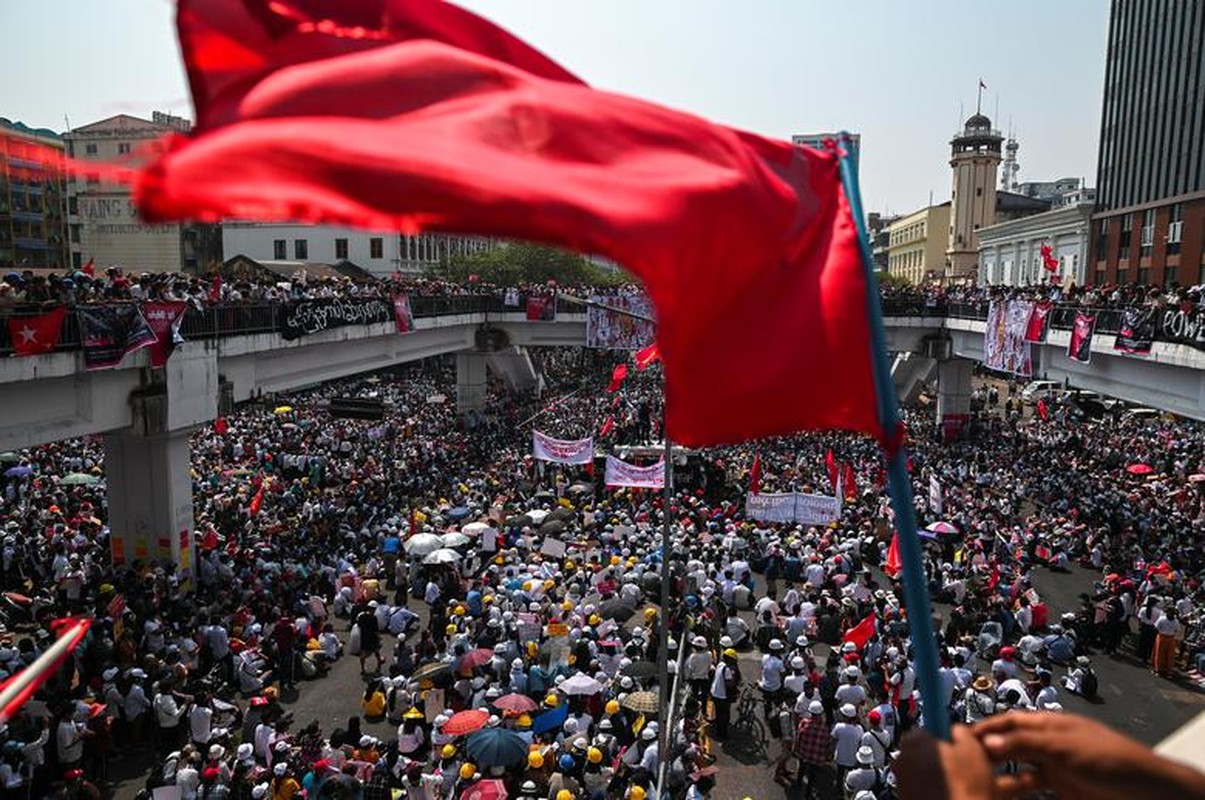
left=882, top=279, right=1205, bottom=313
left=0, top=344, right=1203, bottom=799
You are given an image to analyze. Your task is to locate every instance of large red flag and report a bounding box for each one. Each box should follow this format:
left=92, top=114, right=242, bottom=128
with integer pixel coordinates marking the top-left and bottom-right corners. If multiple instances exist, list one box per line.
left=824, top=448, right=838, bottom=490
left=130, top=0, right=882, bottom=449
left=884, top=533, right=902, bottom=578
left=843, top=612, right=876, bottom=651
left=842, top=463, right=857, bottom=500
left=634, top=343, right=661, bottom=371
left=599, top=416, right=615, bottom=437
left=8, top=307, right=68, bottom=356
left=607, top=364, right=629, bottom=393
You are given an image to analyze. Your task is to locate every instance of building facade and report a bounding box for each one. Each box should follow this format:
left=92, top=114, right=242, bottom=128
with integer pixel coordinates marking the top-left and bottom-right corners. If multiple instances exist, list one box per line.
left=66, top=113, right=220, bottom=273
left=1091, top=0, right=1204, bottom=287
left=947, top=114, right=1003, bottom=280
left=0, top=119, right=69, bottom=270
left=886, top=202, right=951, bottom=285
left=978, top=202, right=1094, bottom=287
left=222, top=223, right=494, bottom=276
left=791, top=132, right=860, bottom=160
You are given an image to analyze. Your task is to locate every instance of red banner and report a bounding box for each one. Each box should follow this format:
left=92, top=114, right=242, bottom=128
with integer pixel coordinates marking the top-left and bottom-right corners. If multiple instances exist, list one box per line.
left=1067, top=312, right=1096, bottom=364
left=1025, top=300, right=1053, bottom=343
left=393, top=294, right=414, bottom=334
left=142, top=301, right=188, bottom=367
left=526, top=296, right=556, bottom=321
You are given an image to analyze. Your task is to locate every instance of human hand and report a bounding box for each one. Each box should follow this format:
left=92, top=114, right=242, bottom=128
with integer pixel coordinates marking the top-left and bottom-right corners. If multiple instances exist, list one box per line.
left=974, top=711, right=1205, bottom=800
left=897, top=724, right=994, bottom=800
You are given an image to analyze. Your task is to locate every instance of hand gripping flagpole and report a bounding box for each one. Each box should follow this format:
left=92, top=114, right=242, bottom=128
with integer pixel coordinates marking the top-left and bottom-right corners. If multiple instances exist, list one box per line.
left=835, top=134, right=950, bottom=740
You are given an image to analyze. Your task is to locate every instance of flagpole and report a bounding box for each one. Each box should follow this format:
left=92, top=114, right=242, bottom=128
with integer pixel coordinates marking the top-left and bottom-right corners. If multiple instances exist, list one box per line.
left=834, top=133, right=949, bottom=740
left=656, top=412, right=673, bottom=798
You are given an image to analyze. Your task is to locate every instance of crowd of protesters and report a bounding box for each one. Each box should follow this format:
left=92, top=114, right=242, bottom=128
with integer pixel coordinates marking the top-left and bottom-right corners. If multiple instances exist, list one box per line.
left=0, top=288, right=1202, bottom=798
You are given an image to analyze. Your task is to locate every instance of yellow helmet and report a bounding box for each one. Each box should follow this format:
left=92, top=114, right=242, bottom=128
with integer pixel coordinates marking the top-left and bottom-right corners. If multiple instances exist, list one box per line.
left=517, top=714, right=532, bottom=728
left=454, top=605, right=466, bottom=616
left=523, top=581, right=534, bottom=592
left=589, top=614, right=601, bottom=626
left=441, top=744, right=456, bottom=759
left=587, top=747, right=603, bottom=764
left=543, top=579, right=555, bottom=590
left=605, top=700, right=620, bottom=715
left=563, top=560, right=575, bottom=571
left=445, top=623, right=458, bottom=636
left=723, top=648, right=738, bottom=659
left=561, top=600, right=574, bottom=612
left=483, top=594, right=494, bottom=604
left=557, top=792, right=573, bottom=800
left=544, top=693, right=559, bottom=708
left=610, top=555, right=621, bottom=566
left=459, top=763, right=475, bottom=780
left=631, top=787, right=646, bottom=800
left=643, top=608, right=657, bottom=620
left=527, top=642, right=539, bottom=658
left=528, top=751, right=544, bottom=769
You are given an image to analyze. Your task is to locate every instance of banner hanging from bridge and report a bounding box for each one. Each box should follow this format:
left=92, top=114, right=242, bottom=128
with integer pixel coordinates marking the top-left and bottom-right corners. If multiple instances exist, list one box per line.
left=1067, top=312, right=1096, bottom=364
left=984, top=300, right=1033, bottom=377
left=603, top=455, right=665, bottom=489
left=1114, top=307, right=1154, bottom=355
left=1024, top=300, right=1053, bottom=343
left=526, top=296, right=557, bottom=322
left=745, top=491, right=841, bottom=526
left=586, top=294, right=656, bottom=350
left=1157, top=307, right=1205, bottom=350
left=142, top=301, right=188, bottom=367
left=78, top=304, right=157, bottom=370
left=393, top=294, right=414, bottom=334
left=532, top=430, right=594, bottom=465
left=280, top=297, right=394, bottom=340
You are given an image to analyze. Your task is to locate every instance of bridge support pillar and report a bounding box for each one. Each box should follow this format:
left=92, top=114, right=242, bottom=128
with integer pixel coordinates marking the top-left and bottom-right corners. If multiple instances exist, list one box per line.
left=456, top=352, right=489, bottom=416
left=936, top=358, right=973, bottom=441
left=104, top=428, right=196, bottom=586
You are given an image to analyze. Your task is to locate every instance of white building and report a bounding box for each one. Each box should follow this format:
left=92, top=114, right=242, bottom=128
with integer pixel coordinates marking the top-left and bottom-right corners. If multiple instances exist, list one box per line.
left=221, top=223, right=493, bottom=276
left=978, top=202, right=1095, bottom=287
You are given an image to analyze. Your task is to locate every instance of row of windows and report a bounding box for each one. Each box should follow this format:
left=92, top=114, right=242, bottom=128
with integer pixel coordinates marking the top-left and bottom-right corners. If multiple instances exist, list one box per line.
left=1095, top=203, right=1185, bottom=261
left=272, top=237, right=386, bottom=261
left=888, top=222, right=926, bottom=247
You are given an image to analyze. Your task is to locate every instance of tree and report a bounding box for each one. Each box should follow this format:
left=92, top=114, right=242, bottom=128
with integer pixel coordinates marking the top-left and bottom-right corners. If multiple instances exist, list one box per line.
left=441, top=241, right=630, bottom=286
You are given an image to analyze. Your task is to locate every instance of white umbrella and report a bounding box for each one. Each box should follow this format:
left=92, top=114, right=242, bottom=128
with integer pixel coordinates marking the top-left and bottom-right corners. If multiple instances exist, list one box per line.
left=404, top=533, right=444, bottom=556
left=440, top=532, right=472, bottom=548
left=527, top=509, right=550, bottom=524
left=423, top=548, right=463, bottom=565
left=462, top=522, right=495, bottom=537
left=559, top=673, right=604, bottom=696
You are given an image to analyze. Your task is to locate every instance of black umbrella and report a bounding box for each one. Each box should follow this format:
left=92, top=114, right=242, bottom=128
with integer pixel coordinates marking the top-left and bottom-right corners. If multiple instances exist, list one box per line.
left=622, top=660, right=659, bottom=678
left=539, top=519, right=566, bottom=536
left=598, top=599, right=636, bottom=621
left=547, top=508, right=575, bottom=522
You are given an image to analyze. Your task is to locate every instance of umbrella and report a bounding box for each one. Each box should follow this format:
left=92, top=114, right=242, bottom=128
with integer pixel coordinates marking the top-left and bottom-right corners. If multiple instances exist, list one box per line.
left=598, top=599, right=636, bottom=621
left=924, top=521, right=960, bottom=535
left=465, top=728, right=528, bottom=767
left=527, top=509, right=550, bottom=524
left=1189, top=474, right=1205, bottom=484
left=539, top=519, right=566, bottom=536
left=566, top=483, right=594, bottom=496
left=621, top=660, right=658, bottom=679
left=273, top=406, right=293, bottom=414
left=559, top=673, right=603, bottom=696
left=1126, top=463, right=1154, bottom=475
left=404, top=533, right=444, bottom=556
left=459, top=648, right=495, bottom=670
left=547, top=508, right=575, bottom=522
left=440, top=532, right=472, bottom=548
left=533, top=490, right=556, bottom=502
left=447, top=506, right=471, bottom=521
left=410, top=661, right=452, bottom=682
left=460, top=779, right=507, bottom=800
left=61, top=472, right=100, bottom=486
left=621, top=690, right=659, bottom=713
left=423, top=548, right=462, bottom=565
left=492, top=693, right=538, bottom=714
left=917, top=529, right=939, bottom=541
left=0, top=452, right=19, bottom=464
left=4, top=466, right=33, bottom=478
left=443, top=708, right=490, bottom=736
left=462, top=522, right=495, bottom=537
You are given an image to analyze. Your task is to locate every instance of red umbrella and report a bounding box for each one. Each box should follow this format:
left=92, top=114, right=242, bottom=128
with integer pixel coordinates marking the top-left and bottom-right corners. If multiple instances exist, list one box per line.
left=1125, top=463, right=1154, bottom=475
left=492, top=693, right=538, bottom=714
left=459, top=648, right=495, bottom=670
left=443, top=709, right=490, bottom=736
left=461, top=779, right=507, bottom=800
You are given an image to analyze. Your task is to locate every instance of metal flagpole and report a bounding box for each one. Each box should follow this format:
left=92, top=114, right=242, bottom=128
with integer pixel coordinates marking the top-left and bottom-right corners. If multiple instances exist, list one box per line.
left=835, top=133, right=949, bottom=739
left=656, top=411, right=673, bottom=797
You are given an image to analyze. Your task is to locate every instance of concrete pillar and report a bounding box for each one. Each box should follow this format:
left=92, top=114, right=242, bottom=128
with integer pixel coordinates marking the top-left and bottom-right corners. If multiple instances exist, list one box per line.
left=936, top=358, right=974, bottom=441
left=105, top=429, right=196, bottom=585
left=456, top=352, right=488, bottom=415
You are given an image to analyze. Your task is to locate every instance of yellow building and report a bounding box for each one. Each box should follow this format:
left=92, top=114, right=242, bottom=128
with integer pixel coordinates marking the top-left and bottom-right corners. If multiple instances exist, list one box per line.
left=886, top=202, right=950, bottom=284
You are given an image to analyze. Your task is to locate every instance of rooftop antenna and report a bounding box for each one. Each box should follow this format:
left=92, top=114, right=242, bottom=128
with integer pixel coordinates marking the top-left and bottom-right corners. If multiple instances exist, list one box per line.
left=977, top=78, right=985, bottom=115
left=63, top=113, right=71, bottom=134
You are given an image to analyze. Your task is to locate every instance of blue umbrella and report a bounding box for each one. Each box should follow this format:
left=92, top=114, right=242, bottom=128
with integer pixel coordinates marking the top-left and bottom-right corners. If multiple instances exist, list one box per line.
left=447, top=506, right=471, bottom=521
left=917, top=529, right=939, bottom=541
left=4, top=466, right=33, bottom=478
left=464, top=727, right=528, bottom=767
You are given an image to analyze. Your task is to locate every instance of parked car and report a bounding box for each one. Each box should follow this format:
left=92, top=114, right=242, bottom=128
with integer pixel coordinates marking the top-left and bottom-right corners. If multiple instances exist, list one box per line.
left=1020, top=380, right=1060, bottom=404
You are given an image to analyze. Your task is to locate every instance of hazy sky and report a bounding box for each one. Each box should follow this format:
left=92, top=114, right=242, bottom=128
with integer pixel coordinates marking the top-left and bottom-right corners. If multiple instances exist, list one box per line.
left=3, top=0, right=1109, bottom=215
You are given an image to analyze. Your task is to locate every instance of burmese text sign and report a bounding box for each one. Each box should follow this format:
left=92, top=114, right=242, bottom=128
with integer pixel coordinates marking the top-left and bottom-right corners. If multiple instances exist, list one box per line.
left=532, top=430, right=594, bottom=465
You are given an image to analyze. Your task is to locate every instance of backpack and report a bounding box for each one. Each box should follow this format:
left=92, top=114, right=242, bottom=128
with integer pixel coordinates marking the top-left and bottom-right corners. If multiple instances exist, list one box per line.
left=1079, top=668, right=1098, bottom=698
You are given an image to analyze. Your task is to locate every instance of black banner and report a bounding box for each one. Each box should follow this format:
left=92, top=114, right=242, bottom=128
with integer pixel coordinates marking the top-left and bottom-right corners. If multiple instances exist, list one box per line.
left=1067, top=312, right=1096, bottom=364
left=1158, top=307, right=1205, bottom=350
left=280, top=297, right=394, bottom=340
left=1113, top=307, right=1155, bottom=354
left=78, top=305, right=157, bottom=370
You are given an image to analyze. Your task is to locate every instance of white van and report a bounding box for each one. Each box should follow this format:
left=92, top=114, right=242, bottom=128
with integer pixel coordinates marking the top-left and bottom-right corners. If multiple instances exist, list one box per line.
left=1020, top=380, right=1060, bottom=404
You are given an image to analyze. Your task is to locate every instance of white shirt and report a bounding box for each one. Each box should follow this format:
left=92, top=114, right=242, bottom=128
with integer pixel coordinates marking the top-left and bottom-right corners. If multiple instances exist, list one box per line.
left=759, top=654, right=784, bottom=691
left=189, top=704, right=214, bottom=744
left=831, top=722, right=863, bottom=767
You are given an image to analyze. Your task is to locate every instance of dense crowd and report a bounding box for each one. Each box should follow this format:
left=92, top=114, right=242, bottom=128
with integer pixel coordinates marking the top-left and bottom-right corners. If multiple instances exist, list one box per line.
left=0, top=335, right=1202, bottom=799
left=881, top=280, right=1204, bottom=313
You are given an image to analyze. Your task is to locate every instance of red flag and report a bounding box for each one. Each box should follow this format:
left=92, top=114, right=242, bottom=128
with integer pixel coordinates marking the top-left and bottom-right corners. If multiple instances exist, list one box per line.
left=0, top=618, right=91, bottom=723
left=842, top=463, right=857, bottom=501
left=843, top=612, right=876, bottom=651
left=824, top=448, right=838, bottom=490
left=599, top=416, right=615, bottom=437
left=214, top=417, right=229, bottom=436
left=1040, top=243, right=1059, bottom=272
left=986, top=565, right=1001, bottom=593
left=249, top=484, right=265, bottom=517
left=106, top=593, right=126, bottom=619
left=130, top=0, right=882, bottom=449
left=7, top=307, right=68, bottom=356
left=209, top=272, right=222, bottom=302
left=884, top=533, right=902, bottom=578
left=1036, top=398, right=1049, bottom=421
left=82, top=257, right=95, bottom=276
left=583, top=460, right=594, bottom=478
left=749, top=454, right=762, bottom=495
left=200, top=529, right=220, bottom=551
left=607, top=364, right=629, bottom=393
left=634, top=343, right=661, bottom=371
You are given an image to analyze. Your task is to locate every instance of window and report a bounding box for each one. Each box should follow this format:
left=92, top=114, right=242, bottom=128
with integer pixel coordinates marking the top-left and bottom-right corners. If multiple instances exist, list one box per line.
left=976, top=187, right=983, bottom=197
left=294, top=239, right=308, bottom=260
left=85, top=143, right=98, bottom=155
left=370, top=237, right=383, bottom=259
left=72, top=252, right=82, bottom=269
left=335, top=238, right=348, bottom=260
left=1168, top=203, right=1183, bottom=255
left=69, top=224, right=80, bottom=244
left=1137, top=268, right=1151, bottom=285
left=117, top=142, right=131, bottom=155
left=67, top=196, right=78, bottom=215
left=1165, top=265, right=1177, bottom=287
left=1140, top=209, right=1154, bottom=254
left=273, top=239, right=286, bottom=259
left=1094, top=218, right=1108, bottom=261
left=1094, top=268, right=1106, bottom=286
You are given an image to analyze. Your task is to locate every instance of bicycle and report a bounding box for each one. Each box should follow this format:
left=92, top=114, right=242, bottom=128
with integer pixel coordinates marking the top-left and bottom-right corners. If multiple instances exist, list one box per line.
left=726, top=684, right=770, bottom=763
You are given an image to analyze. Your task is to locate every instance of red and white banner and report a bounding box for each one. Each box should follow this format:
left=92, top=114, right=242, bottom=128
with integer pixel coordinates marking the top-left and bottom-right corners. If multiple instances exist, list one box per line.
left=393, top=294, right=414, bottom=333
left=142, top=300, right=188, bottom=367
left=604, top=455, right=665, bottom=489
left=532, top=430, right=594, bottom=465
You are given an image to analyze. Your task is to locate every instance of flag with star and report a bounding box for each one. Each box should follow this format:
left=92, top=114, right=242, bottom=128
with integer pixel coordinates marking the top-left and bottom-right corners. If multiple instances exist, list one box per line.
left=8, top=307, right=68, bottom=356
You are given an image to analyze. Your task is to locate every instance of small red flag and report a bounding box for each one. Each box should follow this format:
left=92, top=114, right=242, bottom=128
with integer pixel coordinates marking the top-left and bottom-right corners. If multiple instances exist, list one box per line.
left=986, top=565, right=1001, bottom=593
left=843, top=612, right=877, bottom=651
left=884, top=533, right=902, bottom=578
left=248, top=484, right=265, bottom=517
left=607, top=364, right=629, bottom=393
left=214, top=417, right=229, bottom=436
left=824, top=448, right=838, bottom=490
left=7, top=307, right=68, bottom=356
left=583, top=460, right=594, bottom=478
left=1036, top=398, right=1049, bottom=421
left=82, top=257, right=95, bottom=276
left=749, top=454, right=762, bottom=495
left=1040, top=243, right=1059, bottom=272
left=106, top=593, right=125, bottom=620
left=842, top=462, right=857, bottom=501
left=200, top=529, right=219, bottom=551
left=599, top=416, right=615, bottom=437
left=634, top=343, right=661, bottom=371
left=209, top=273, right=222, bottom=302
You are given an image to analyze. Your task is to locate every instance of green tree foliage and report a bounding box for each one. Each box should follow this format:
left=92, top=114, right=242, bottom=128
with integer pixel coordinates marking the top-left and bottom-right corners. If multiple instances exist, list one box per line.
left=441, top=242, right=631, bottom=286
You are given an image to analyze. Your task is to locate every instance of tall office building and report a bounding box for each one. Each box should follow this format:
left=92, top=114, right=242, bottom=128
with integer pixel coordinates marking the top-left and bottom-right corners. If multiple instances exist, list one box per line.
left=1090, top=0, right=1204, bottom=287
left=0, top=119, right=69, bottom=271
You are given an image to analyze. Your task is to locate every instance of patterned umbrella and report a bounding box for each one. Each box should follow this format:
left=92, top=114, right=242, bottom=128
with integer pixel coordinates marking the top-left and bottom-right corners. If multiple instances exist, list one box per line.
left=492, top=693, right=538, bottom=714
left=621, top=690, right=659, bottom=713
left=459, top=648, right=495, bottom=670
left=461, top=779, right=507, bottom=800
left=924, top=521, right=960, bottom=535
left=443, top=708, right=490, bottom=736
left=559, top=673, right=604, bottom=696
left=1126, top=463, right=1155, bottom=475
